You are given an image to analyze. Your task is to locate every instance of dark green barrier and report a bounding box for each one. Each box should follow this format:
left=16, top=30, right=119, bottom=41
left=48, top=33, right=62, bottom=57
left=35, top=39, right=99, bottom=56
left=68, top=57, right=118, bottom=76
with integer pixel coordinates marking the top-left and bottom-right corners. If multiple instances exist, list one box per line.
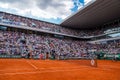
left=0, top=55, right=21, bottom=59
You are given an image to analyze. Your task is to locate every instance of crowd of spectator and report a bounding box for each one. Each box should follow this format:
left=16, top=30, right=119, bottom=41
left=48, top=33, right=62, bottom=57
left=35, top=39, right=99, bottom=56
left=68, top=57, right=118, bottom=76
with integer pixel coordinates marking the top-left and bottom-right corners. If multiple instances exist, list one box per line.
left=0, top=29, right=120, bottom=59
left=0, top=12, right=105, bottom=37
left=95, top=40, right=120, bottom=55
left=0, top=30, right=94, bottom=59
left=0, top=12, right=120, bottom=38
left=0, top=12, right=120, bottom=60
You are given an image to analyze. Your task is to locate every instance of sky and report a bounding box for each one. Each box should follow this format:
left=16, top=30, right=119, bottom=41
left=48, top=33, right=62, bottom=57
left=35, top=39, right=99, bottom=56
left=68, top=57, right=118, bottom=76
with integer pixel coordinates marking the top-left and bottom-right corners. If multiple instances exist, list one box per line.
left=0, top=0, right=92, bottom=24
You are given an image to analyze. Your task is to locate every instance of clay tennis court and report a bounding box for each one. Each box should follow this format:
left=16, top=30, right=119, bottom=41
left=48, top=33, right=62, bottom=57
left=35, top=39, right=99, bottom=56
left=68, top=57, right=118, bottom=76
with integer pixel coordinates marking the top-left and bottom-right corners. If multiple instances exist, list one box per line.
left=0, top=59, right=120, bottom=80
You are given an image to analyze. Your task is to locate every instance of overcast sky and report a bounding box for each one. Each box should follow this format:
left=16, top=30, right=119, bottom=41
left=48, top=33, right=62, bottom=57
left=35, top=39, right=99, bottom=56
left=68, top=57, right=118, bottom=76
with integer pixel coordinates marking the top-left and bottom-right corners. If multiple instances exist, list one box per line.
left=0, top=0, right=92, bottom=24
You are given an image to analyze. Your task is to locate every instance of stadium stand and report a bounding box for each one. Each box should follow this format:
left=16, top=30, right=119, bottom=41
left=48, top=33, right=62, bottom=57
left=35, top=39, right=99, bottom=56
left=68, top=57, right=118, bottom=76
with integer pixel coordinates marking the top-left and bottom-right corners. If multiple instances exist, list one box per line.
left=0, top=12, right=104, bottom=37
left=0, top=11, right=120, bottom=60
left=0, top=29, right=94, bottom=59
left=1, top=12, right=120, bottom=39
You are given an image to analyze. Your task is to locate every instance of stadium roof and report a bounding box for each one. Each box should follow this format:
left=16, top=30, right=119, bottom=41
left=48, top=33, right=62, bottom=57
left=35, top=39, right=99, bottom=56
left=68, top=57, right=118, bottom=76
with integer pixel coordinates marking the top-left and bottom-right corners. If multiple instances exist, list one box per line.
left=60, top=0, right=120, bottom=29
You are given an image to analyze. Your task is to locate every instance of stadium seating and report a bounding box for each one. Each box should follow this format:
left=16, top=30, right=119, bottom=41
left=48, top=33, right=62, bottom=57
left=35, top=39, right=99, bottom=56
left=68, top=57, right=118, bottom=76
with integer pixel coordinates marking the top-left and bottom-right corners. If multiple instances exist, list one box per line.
left=0, top=12, right=105, bottom=37
left=0, top=30, right=90, bottom=59
left=0, top=12, right=120, bottom=60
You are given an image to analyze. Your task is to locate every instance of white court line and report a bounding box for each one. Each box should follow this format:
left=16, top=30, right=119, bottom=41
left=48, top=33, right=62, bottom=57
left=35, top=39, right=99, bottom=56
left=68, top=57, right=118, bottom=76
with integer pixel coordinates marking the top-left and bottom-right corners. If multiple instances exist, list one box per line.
left=0, top=66, right=90, bottom=72
left=26, top=61, right=38, bottom=69
left=0, top=66, right=89, bottom=72
left=0, top=65, right=111, bottom=72
left=0, top=66, right=111, bottom=76
left=0, top=68, right=96, bottom=75
left=0, top=68, right=34, bottom=71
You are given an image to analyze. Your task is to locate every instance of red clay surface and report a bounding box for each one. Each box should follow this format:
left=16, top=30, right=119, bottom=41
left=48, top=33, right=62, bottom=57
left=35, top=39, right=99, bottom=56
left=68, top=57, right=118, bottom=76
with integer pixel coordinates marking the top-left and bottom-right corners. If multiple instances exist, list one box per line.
left=0, top=59, right=120, bottom=80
